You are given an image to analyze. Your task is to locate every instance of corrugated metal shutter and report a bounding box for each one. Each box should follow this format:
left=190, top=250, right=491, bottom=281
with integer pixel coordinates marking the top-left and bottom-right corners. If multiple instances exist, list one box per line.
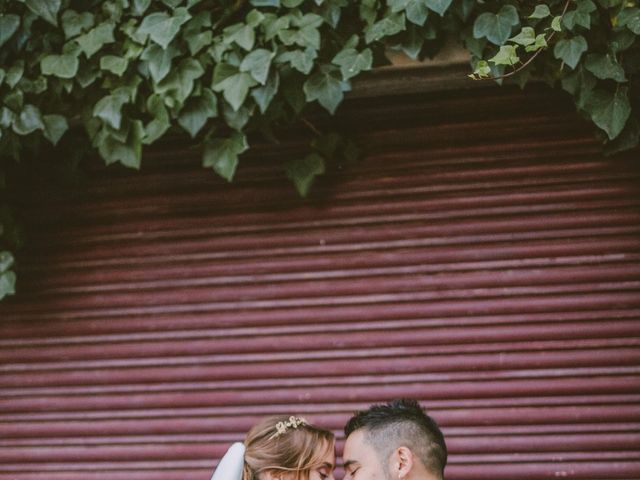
left=1, top=85, right=639, bottom=480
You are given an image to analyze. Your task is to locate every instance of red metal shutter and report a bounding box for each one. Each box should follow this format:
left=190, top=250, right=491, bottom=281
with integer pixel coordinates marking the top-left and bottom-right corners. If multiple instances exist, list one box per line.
left=1, top=86, right=639, bottom=480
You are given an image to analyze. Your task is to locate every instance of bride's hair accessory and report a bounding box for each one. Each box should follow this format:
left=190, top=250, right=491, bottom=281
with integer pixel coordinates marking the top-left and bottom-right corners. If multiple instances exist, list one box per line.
left=211, top=442, right=245, bottom=480
left=268, top=416, right=308, bottom=440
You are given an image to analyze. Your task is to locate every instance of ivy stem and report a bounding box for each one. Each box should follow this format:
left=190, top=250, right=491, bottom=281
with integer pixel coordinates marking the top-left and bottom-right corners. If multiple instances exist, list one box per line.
left=301, top=117, right=323, bottom=136
left=212, top=0, right=249, bottom=31
left=479, top=0, right=572, bottom=81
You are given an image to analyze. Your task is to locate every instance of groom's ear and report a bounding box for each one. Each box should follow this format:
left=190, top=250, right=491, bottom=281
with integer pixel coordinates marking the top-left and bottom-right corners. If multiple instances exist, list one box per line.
left=391, top=446, right=414, bottom=479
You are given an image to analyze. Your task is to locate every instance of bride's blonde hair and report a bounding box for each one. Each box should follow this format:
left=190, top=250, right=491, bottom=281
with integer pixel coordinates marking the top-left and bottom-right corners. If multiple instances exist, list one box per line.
left=242, top=416, right=335, bottom=480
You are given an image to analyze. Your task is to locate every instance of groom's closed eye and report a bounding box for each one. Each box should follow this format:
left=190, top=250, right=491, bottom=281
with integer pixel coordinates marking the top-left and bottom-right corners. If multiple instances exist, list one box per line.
left=343, top=460, right=359, bottom=476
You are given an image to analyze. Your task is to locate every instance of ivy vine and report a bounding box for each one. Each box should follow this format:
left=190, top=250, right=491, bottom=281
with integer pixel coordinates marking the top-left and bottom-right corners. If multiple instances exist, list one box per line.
left=0, top=0, right=638, bottom=300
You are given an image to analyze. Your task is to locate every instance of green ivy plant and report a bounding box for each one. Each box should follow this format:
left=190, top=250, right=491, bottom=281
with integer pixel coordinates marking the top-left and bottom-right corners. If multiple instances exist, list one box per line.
left=0, top=0, right=638, bottom=300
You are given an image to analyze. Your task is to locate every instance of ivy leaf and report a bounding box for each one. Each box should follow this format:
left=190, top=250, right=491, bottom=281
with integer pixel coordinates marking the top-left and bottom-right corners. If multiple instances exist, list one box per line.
left=0, top=251, right=14, bottom=274
left=551, top=15, right=562, bottom=32
left=561, top=65, right=597, bottom=109
left=250, top=0, right=280, bottom=6
left=264, top=15, right=291, bottom=40
left=252, top=72, right=280, bottom=113
left=132, top=0, right=152, bottom=16
left=563, top=0, right=596, bottom=30
left=407, top=1, right=429, bottom=26
left=137, top=8, right=191, bottom=49
left=585, top=88, right=631, bottom=140
left=222, top=73, right=254, bottom=111
left=20, top=0, right=61, bottom=26
left=143, top=94, right=170, bottom=144
left=12, top=104, right=44, bottom=135
left=584, top=53, right=626, bottom=82
left=529, top=5, right=551, bottom=19
left=224, top=23, right=256, bottom=51
left=286, top=153, right=325, bottom=197
left=611, top=29, right=636, bottom=53
left=40, top=54, right=79, bottom=79
left=0, top=270, right=16, bottom=300
left=405, top=0, right=429, bottom=27
left=61, top=10, right=94, bottom=39
left=278, top=23, right=322, bottom=50
left=509, top=27, right=536, bottom=46
left=332, top=47, right=373, bottom=80
left=100, top=55, right=129, bottom=76
left=489, top=45, right=520, bottom=65
left=93, top=92, right=129, bottom=130
left=22, top=76, right=48, bottom=95
left=223, top=103, right=253, bottom=131
left=425, top=0, right=453, bottom=16
left=388, top=0, right=429, bottom=26
left=240, top=48, right=275, bottom=85
left=77, top=22, right=115, bottom=58
left=203, top=133, right=248, bottom=181
left=617, top=8, right=640, bottom=35
left=469, top=59, right=491, bottom=79
left=184, top=29, right=213, bottom=55
left=6, top=62, right=24, bottom=89
left=213, top=63, right=257, bottom=111
left=141, top=44, right=180, bottom=83
left=156, top=58, right=205, bottom=105
left=246, top=9, right=265, bottom=28
left=76, top=64, right=100, bottom=88
left=291, top=12, right=324, bottom=30
left=177, top=89, right=218, bottom=138
left=42, top=114, right=68, bottom=145
left=525, top=33, right=548, bottom=52
left=0, top=14, right=20, bottom=48
left=397, top=23, right=426, bottom=60
left=161, top=0, right=183, bottom=7
left=473, top=5, right=519, bottom=45
left=98, top=121, right=145, bottom=170
left=4, top=90, right=23, bottom=112
left=311, top=132, right=341, bottom=159
left=0, top=107, right=15, bottom=130
left=276, top=48, right=317, bottom=74
left=604, top=117, right=639, bottom=155
left=303, top=69, right=346, bottom=114
left=365, top=13, right=406, bottom=43
left=553, top=35, right=588, bottom=69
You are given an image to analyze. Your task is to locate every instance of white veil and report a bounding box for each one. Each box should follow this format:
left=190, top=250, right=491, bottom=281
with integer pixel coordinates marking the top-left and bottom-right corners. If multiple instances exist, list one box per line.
left=211, top=442, right=246, bottom=480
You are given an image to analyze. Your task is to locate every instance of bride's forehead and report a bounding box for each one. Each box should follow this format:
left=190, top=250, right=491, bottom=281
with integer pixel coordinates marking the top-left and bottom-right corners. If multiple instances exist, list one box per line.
left=321, top=448, right=336, bottom=462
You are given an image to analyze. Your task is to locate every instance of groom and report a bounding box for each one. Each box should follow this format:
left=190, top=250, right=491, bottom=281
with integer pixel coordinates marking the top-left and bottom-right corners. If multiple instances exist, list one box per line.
left=342, top=399, right=447, bottom=480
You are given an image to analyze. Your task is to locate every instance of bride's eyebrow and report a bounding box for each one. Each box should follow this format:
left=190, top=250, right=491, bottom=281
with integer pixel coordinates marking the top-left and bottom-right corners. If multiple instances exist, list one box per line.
left=320, top=462, right=334, bottom=469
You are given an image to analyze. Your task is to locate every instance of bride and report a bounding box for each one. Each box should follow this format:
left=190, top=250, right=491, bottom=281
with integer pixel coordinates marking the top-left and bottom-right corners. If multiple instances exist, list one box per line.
left=212, top=415, right=336, bottom=480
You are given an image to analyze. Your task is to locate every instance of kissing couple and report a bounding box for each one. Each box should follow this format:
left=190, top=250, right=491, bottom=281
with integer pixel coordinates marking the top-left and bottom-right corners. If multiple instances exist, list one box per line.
left=211, top=399, right=447, bottom=480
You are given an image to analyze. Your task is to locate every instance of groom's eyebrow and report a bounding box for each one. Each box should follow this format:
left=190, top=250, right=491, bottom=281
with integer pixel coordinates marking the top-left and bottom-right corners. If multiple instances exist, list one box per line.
left=342, top=460, right=358, bottom=470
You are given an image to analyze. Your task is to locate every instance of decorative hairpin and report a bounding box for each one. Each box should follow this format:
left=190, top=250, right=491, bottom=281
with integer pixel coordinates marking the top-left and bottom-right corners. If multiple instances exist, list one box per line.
left=268, top=416, right=308, bottom=440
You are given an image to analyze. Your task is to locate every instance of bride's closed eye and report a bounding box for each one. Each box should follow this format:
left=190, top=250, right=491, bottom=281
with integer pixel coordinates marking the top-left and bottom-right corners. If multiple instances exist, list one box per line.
left=317, top=465, right=334, bottom=480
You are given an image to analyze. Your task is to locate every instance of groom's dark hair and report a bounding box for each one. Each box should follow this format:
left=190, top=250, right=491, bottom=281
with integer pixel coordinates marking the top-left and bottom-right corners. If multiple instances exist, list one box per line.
left=344, top=399, right=447, bottom=479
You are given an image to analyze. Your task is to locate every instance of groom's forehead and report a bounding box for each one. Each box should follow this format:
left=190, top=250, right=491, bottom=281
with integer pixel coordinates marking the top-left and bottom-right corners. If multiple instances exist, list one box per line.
left=345, top=428, right=366, bottom=446
left=343, top=429, right=373, bottom=457
left=342, top=429, right=381, bottom=474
